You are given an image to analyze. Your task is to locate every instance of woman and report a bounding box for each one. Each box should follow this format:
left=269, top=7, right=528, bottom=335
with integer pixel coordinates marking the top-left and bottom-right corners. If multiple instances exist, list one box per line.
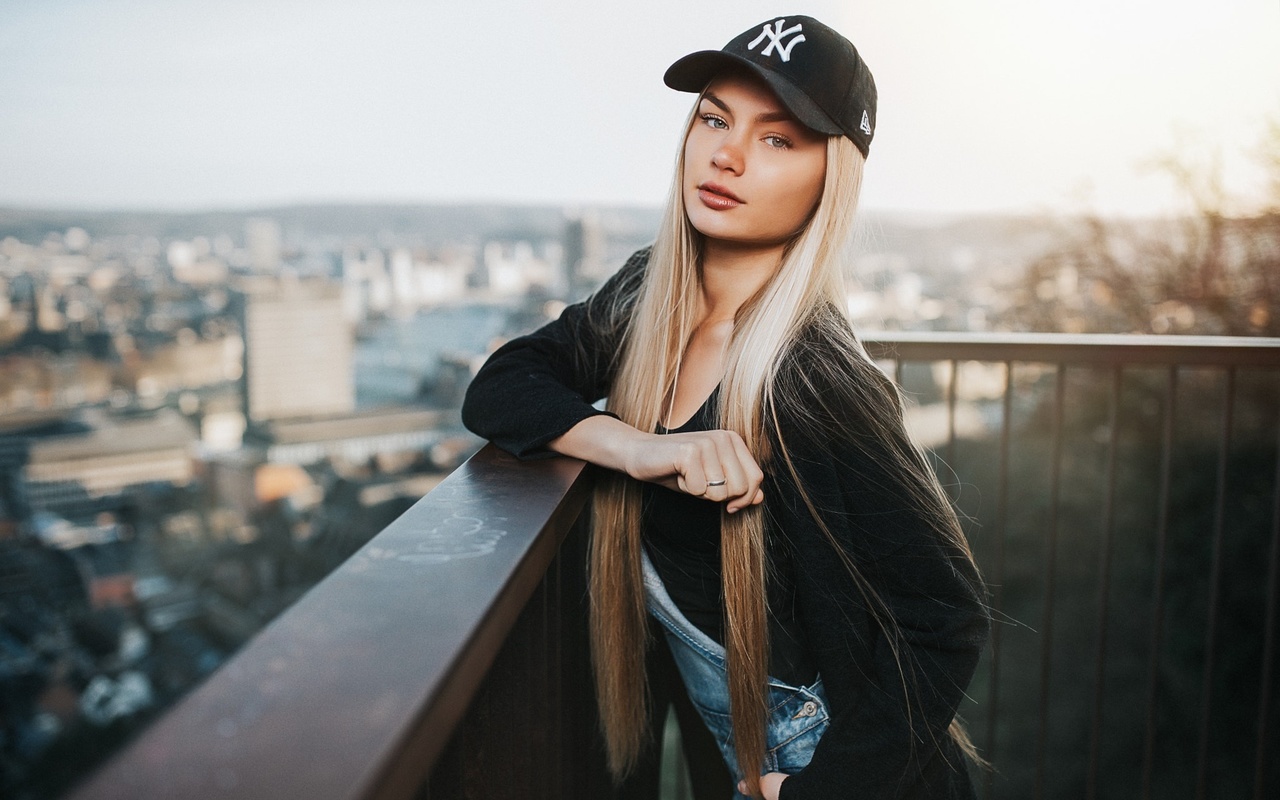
left=462, top=15, right=989, bottom=800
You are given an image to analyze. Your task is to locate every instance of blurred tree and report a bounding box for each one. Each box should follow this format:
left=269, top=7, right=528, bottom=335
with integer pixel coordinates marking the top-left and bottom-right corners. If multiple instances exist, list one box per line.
left=1003, top=122, right=1280, bottom=337
left=969, top=121, right=1280, bottom=798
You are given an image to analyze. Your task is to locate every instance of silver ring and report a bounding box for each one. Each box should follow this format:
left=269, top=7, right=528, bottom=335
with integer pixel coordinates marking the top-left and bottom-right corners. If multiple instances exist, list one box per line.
left=706, top=479, right=727, bottom=487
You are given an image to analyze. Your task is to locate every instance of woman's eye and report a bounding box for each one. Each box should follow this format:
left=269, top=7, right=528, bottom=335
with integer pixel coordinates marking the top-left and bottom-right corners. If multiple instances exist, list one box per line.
left=701, top=114, right=728, bottom=129
left=763, top=134, right=793, bottom=149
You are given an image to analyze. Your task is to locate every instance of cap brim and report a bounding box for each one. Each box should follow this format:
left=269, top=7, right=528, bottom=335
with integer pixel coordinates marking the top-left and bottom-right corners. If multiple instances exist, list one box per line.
left=663, top=51, right=842, bottom=137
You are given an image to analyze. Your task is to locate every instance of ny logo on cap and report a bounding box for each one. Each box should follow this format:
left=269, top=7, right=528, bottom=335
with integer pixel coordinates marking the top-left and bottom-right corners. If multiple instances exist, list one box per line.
left=748, top=19, right=806, bottom=63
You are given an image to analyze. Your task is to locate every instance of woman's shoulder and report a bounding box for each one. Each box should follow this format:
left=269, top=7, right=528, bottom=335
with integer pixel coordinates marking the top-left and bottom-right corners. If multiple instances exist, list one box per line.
left=777, top=306, right=883, bottom=401
left=621, top=244, right=653, bottom=273
left=577, top=245, right=651, bottom=322
left=777, top=300, right=865, bottom=364
left=771, top=306, right=903, bottom=453
left=596, top=245, right=651, bottom=297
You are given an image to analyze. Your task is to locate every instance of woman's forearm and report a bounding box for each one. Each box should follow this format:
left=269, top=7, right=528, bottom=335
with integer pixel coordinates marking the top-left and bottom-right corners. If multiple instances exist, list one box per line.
left=550, top=415, right=765, bottom=513
left=548, top=413, right=652, bottom=473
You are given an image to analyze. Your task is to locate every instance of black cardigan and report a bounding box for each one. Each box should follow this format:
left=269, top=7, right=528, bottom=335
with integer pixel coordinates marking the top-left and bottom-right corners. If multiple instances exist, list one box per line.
left=461, top=248, right=990, bottom=800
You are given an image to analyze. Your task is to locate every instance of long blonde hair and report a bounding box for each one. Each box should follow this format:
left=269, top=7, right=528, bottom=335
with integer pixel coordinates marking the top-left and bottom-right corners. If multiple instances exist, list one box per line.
left=588, top=93, right=983, bottom=795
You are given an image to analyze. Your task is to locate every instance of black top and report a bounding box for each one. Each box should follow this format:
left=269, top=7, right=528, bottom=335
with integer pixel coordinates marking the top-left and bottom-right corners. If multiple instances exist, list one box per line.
left=461, top=247, right=990, bottom=800
left=643, top=395, right=725, bottom=641
left=642, top=388, right=817, bottom=687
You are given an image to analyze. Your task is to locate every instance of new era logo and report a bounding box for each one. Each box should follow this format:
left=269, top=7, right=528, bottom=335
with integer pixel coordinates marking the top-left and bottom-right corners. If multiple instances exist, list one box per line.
left=747, top=19, right=806, bottom=63
left=860, top=110, right=872, bottom=136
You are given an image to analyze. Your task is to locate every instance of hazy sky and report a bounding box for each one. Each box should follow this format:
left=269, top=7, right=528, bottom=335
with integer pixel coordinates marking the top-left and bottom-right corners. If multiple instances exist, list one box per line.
left=1, top=0, right=1277, bottom=215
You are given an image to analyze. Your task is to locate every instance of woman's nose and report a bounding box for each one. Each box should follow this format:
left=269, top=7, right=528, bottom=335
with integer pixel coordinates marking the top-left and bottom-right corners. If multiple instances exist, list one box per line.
left=710, top=139, right=744, bottom=174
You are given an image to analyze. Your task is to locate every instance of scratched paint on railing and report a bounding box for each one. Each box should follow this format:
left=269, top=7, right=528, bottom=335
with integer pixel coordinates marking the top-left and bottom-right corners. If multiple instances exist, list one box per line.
left=387, top=462, right=514, bottom=563
left=347, top=512, right=510, bottom=566
left=391, top=507, right=510, bottom=564
left=340, top=471, right=518, bottom=566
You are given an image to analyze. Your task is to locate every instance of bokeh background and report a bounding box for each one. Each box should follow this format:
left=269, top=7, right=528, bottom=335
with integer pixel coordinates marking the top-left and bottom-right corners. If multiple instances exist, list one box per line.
left=1, top=2, right=1278, bottom=799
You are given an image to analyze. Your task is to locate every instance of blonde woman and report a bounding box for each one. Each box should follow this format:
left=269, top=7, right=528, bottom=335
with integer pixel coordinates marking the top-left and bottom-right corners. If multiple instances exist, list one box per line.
left=463, top=15, right=989, bottom=800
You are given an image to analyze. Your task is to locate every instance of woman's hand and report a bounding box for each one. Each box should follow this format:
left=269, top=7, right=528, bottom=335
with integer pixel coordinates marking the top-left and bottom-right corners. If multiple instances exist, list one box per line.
left=738, top=773, right=788, bottom=800
left=622, top=429, right=764, bottom=512
left=549, top=416, right=764, bottom=513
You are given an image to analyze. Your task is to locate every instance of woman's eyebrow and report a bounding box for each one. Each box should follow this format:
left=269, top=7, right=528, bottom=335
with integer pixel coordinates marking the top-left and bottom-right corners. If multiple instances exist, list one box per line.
left=755, top=110, right=796, bottom=124
left=701, top=91, right=795, bottom=125
left=702, top=92, right=732, bottom=114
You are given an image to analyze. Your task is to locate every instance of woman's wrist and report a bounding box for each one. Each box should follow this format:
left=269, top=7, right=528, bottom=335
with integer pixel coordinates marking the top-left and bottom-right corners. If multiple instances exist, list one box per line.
left=550, top=416, right=765, bottom=510
left=547, top=414, right=653, bottom=477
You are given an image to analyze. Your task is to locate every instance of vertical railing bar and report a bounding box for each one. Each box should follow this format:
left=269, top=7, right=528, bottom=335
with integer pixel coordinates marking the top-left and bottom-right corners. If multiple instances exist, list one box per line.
left=982, top=360, right=1013, bottom=800
left=1196, top=366, right=1236, bottom=799
left=531, top=562, right=542, bottom=797
left=1252, top=398, right=1280, bottom=800
left=947, top=358, right=959, bottom=481
left=550, top=552, right=563, bottom=798
left=536, top=562, right=550, bottom=797
left=1141, top=366, right=1178, bottom=800
left=894, top=358, right=904, bottom=391
left=1087, top=365, right=1123, bottom=800
left=1036, top=363, right=1066, bottom=800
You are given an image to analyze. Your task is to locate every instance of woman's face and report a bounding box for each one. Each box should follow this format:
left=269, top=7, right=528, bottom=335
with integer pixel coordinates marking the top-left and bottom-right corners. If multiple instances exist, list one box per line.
left=682, top=71, right=828, bottom=251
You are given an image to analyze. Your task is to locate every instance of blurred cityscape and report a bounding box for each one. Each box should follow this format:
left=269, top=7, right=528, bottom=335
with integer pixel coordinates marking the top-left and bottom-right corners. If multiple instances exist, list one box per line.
left=0, top=197, right=1272, bottom=798
left=0, top=202, right=649, bottom=797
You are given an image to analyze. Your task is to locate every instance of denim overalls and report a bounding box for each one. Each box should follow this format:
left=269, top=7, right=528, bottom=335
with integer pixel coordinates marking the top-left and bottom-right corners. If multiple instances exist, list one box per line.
left=641, top=550, right=831, bottom=798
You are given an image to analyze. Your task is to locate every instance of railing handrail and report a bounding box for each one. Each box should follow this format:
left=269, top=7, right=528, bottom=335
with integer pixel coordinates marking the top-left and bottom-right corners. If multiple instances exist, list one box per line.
left=66, top=445, right=592, bottom=800
left=861, top=331, right=1280, bottom=366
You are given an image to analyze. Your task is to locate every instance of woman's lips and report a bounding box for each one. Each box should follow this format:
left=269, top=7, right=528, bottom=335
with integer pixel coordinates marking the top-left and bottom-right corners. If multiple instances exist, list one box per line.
left=697, top=182, right=744, bottom=210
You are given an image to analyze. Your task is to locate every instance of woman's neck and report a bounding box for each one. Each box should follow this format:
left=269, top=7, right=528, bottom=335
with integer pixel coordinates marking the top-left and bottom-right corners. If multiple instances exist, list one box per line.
left=697, top=239, right=786, bottom=323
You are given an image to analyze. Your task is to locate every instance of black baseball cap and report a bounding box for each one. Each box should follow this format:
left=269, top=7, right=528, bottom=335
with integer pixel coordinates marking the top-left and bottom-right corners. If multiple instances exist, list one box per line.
left=664, top=15, right=877, bottom=158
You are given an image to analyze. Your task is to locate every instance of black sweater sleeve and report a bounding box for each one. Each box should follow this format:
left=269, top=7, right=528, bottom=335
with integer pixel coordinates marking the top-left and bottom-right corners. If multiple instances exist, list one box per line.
left=771, top=356, right=990, bottom=799
left=461, top=247, right=649, bottom=459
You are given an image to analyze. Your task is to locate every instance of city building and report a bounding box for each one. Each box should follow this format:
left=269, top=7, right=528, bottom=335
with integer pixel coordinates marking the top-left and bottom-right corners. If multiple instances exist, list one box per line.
left=244, top=217, right=282, bottom=273
left=247, top=406, right=458, bottom=469
left=235, top=278, right=354, bottom=424
left=21, top=409, right=197, bottom=520
left=562, top=210, right=606, bottom=299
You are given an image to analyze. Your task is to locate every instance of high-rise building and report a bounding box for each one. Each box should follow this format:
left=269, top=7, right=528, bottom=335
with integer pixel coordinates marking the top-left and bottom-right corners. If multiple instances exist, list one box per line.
left=245, top=218, right=282, bottom=273
left=562, top=210, right=606, bottom=299
left=237, top=279, right=353, bottom=423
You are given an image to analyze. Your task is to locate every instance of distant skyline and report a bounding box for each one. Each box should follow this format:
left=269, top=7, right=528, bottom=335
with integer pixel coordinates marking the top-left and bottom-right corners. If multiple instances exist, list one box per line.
left=1, top=0, right=1277, bottom=216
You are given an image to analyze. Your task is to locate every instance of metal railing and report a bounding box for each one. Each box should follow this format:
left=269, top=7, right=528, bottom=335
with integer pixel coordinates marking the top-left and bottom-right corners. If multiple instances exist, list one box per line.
left=66, top=333, right=1280, bottom=800
left=863, top=333, right=1280, bottom=800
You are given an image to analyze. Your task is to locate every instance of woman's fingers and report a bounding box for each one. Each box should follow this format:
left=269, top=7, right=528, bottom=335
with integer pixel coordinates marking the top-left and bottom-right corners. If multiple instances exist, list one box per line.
left=724, top=432, right=765, bottom=512
left=700, top=433, right=741, bottom=498
left=673, top=440, right=708, bottom=496
left=702, top=430, right=762, bottom=513
left=624, top=429, right=765, bottom=507
left=668, top=430, right=764, bottom=510
left=678, top=433, right=735, bottom=499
